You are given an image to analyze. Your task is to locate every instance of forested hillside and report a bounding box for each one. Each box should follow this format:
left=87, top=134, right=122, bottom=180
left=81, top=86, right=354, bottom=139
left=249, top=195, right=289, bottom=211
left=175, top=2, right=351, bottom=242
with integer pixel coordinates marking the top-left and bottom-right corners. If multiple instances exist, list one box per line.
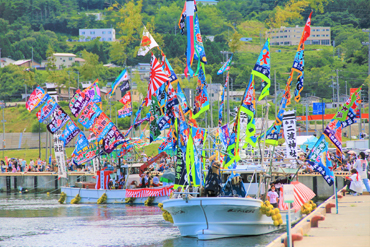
left=0, top=0, right=369, bottom=109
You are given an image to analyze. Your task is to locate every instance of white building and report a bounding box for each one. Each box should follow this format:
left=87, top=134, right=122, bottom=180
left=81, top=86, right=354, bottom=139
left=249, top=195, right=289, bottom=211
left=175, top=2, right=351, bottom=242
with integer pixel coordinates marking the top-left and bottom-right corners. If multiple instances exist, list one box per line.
left=208, top=83, right=223, bottom=102
left=267, top=26, right=331, bottom=46
left=53, top=53, right=76, bottom=69
left=79, top=28, right=116, bottom=42
left=0, top=57, right=15, bottom=68
left=197, top=0, right=218, bottom=5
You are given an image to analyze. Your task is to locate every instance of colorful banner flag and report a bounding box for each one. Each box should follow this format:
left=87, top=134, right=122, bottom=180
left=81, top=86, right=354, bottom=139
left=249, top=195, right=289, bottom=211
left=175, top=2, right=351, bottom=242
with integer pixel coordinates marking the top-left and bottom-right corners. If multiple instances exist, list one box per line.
left=223, top=109, right=241, bottom=168
left=193, top=13, right=207, bottom=64
left=307, top=134, right=327, bottom=162
left=251, top=39, right=270, bottom=101
left=184, top=0, right=195, bottom=77
left=177, top=82, right=191, bottom=116
left=73, top=142, right=100, bottom=165
left=46, top=105, right=70, bottom=134
left=69, top=90, right=90, bottom=117
left=78, top=102, right=102, bottom=129
left=219, top=72, right=228, bottom=126
left=74, top=132, right=90, bottom=155
left=90, top=112, right=114, bottom=141
left=120, top=81, right=131, bottom=95
left=84, top=79, right=102, bottom=103
left=341, top=108, right=357, bottom=128
left=307, top=157, right=334, bottom=186
left=294, top=11, right=312, bottom=102
left=107, top=69, right=129, bottom=98
left=150, top=96, right=162, bottom=143
left=217, top=55, right=233, bottom=75
left=26, top=86, right=46, bottom=112
left=220, top=124, right=230, bottom=149
left=323, top=120, right=343, bottom=153
left=145, top=54, right=169, bottom=106
left=118, top=103, right=132, bottom=118
left=36, top=96, right=57, bottom=123
left=103, top=125, right=125, bottom=154
left=175, top=119, right=189, bottom=189
left=190, top=126, right=207, bottom=186
left=157, top=83, right=168, bottom=115
left=193, top=67, right=209, bottom=118
left=159, top=129, right=176, bottom=153
left=59, top=120, right=81, bottom=146
left=240, top=75, right=257, bottom=147
left=334, top=87, right=362, bottom=122
left=292, top=48, right=305, bottom=102
left=163, top=57, right=178, bottom=84
left=137, top=26, right=159, bottom=56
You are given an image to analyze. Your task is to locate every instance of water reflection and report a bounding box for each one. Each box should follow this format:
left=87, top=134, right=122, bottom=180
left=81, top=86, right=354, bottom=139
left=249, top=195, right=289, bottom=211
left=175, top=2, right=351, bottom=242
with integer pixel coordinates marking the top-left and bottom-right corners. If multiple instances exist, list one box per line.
left=0, top=193, right=282, bottom=246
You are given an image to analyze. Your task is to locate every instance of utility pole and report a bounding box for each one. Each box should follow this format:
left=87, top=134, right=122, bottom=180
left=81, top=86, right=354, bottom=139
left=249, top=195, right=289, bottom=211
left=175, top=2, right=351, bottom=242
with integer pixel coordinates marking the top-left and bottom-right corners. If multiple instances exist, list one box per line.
left=45, top=127, right=48, bottom=163
left=274, top=70, right=277, bottom=119
left=226, top=58, right=230, bottom=125
left=361, top=29, right=370, bottom=148
left=332, top=79, right=335, bottom=105
left=210, top=77, right=213, bottom=128
left=321, top=98, right=324, bottom=133
left=336, top=69, right=339, bottom=110
left=306, top=104, right=309, bottom=136
left=1, top=102, right=5, bottom=158
left=39, top=121, right=41, bottom=159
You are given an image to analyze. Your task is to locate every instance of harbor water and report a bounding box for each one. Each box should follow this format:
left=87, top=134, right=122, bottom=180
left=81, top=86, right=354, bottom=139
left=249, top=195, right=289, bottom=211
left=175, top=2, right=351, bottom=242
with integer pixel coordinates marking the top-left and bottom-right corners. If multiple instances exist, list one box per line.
left=0, top=193, right=284, bottom=246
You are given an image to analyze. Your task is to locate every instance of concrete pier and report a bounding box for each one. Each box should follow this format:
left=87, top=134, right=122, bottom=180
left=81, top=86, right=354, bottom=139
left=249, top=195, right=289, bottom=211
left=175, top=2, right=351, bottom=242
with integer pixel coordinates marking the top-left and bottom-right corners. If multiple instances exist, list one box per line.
left=0, top=172, right=95, bottom=193
left=295, top=194, right=370, bottom=247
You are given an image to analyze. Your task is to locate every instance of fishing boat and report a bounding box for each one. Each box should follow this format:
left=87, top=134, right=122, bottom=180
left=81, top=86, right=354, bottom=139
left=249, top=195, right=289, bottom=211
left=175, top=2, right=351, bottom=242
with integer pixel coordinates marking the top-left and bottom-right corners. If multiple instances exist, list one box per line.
left=163, top=196, right=302, bottom=240
left=61, top=185, right=173, bottom=204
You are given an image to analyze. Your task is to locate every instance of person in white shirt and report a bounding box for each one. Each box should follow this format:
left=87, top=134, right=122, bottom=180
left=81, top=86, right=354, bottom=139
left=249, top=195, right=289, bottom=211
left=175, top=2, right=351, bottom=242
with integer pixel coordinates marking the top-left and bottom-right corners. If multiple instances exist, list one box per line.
left=267, top=185, right=279, bottom=208
left=355, top=152, right=370, bottom=193
left=346, top=169, right=363, bottom=196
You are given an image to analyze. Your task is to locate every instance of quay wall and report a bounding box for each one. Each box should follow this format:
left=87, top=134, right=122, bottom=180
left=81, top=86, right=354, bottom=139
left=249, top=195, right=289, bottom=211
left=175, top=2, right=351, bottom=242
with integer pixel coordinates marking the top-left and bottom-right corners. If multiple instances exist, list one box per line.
left=0, top=173, right=95, bottom=193
left=0, top=172, right=345, bottom=198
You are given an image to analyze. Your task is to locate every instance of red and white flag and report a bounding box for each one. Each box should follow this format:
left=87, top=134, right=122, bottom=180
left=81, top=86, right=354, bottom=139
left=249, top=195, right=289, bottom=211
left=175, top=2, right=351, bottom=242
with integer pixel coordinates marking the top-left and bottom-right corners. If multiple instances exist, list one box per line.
left=300, top=11, right=312, bottom=44
left=145, top=53, right=169, bottom=106
left=137, top=26, right=159, bottom=56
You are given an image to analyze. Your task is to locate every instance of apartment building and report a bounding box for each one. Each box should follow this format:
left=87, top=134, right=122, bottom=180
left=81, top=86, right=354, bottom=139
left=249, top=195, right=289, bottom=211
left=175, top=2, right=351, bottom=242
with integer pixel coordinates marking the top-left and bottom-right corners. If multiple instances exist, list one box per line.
left=79, top=28, right=116, bottom=42
left=267, top=26, right=331, bottom=46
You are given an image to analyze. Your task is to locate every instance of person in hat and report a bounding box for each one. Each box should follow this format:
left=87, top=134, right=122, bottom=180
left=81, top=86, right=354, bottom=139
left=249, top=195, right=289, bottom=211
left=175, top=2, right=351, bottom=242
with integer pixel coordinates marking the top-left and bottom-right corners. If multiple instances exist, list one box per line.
left=204, top=161, right=222, bottom=197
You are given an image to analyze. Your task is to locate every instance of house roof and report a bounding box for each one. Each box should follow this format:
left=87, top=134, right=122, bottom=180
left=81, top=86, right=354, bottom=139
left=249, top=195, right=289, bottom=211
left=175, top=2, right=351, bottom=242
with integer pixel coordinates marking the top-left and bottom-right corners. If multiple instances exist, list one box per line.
left=13, top=60, right=32, bottom=65
left=53, top=53, right=76, bottom=57
left=75, top=58, right=85, bottom=62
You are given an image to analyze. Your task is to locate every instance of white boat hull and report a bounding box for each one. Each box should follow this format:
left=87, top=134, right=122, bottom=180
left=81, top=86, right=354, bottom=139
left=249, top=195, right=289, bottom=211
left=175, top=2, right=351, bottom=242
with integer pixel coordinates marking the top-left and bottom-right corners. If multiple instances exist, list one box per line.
left=163, top=197, right=301, bottom=240
left=61, top=187, right=169, bottom=204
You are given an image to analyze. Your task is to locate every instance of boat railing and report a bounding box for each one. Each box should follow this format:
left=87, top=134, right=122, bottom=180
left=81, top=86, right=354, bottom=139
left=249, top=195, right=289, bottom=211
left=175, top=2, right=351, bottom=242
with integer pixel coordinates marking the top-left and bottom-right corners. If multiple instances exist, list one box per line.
left=173, top=192, right=200, bottom=203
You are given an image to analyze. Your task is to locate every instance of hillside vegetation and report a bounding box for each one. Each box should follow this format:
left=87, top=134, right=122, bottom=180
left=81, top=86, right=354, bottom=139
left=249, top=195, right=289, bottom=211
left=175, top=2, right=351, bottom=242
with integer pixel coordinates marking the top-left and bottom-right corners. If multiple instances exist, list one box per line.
left=0, top=0, right=369, bottom=132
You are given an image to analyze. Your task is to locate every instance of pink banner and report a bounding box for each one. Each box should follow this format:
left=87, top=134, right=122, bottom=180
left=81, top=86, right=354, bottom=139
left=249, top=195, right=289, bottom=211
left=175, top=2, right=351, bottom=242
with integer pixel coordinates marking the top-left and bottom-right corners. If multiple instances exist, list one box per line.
left=125, top=185, right=174, bottom=198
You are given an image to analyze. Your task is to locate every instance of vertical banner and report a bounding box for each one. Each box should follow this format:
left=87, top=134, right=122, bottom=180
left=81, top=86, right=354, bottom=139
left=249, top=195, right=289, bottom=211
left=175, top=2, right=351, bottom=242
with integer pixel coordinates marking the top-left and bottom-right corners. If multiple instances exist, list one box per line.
left=54, top=130, right=67, bottom=179
left=218, top=72, right=228, bottom=126
left=283, top=110, right=297, bottom=158
left=93, top=158, right=100, bottom=173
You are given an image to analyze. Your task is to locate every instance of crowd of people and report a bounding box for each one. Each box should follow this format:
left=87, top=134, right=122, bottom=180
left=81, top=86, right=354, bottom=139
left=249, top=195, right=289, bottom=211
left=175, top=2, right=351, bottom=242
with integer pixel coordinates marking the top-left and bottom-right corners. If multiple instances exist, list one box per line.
left=0, top=157, right=55, bottom=173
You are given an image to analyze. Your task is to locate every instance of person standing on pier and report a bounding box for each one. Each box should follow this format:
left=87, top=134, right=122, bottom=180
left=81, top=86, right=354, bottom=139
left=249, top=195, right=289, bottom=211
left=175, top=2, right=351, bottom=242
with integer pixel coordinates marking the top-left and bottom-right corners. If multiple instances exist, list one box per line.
left=355, top=152, right=370, bottom=193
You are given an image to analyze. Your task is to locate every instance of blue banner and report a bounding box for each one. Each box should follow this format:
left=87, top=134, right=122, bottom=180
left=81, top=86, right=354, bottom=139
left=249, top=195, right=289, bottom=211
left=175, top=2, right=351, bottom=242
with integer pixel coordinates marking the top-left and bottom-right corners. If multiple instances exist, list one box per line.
left=313, top=102, right=325, bottom=115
